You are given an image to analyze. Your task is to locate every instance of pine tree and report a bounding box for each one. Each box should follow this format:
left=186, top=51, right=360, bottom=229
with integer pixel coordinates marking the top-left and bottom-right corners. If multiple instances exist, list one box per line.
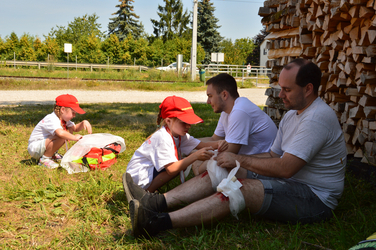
left=248, top=26, right=269, bottom=66
left=197, top=0, right=223, bottom=64
left=108, top=0, right=144, bottom=41
left=151, top=0, right=191, bottom=42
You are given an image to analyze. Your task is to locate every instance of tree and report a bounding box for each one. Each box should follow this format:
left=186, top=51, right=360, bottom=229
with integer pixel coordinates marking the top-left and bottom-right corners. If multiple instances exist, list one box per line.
left=197, top=0, right=223, bottom=64
left=108, top=0, right=144, bottom=41
left=221, top=38, right=254, bottom=65
left=151, top=0, right=191, bottom=42
left=248, top=26, right=269, bottom=66
left=48, top=14, right=105, bottom=46
left=18, top=34, right=36, bottom=61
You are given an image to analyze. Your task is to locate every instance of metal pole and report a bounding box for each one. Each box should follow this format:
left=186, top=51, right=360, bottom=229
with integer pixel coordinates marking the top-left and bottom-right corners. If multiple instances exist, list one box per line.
left=190, top=0, right=198, bottom=81
left=67, top=53, right=69, bottom=79
left=14, top=52, right=15, bottom=69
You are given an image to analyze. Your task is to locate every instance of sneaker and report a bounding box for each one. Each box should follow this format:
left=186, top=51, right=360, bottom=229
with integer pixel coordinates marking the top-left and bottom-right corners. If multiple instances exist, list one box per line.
left=129, top=199, right=167, bottom=238
left=122, top=173, right=166, bottom=212
left=52, top=153, right=63, bottom=162
left=39, top=158, right=59, bottom=169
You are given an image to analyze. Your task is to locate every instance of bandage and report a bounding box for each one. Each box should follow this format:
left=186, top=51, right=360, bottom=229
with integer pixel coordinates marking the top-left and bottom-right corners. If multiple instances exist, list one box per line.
left=206, top=151, right=228, bottom=191
left=217, top=162, right=245, bottom=219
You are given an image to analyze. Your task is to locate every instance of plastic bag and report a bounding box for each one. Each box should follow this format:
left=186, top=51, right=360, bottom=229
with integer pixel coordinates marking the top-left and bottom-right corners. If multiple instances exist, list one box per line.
left=217, top=161, right=245, bottom=219
left=61, top=133, right=126, bottom=174
left=206, top=150, right=228, bottom=191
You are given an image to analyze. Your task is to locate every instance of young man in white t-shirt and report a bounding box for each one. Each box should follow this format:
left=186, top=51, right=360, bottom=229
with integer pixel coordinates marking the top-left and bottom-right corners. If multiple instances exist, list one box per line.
left=124, top=59, right=347, bottom=238
left=192, top=73, right=277, bottom=175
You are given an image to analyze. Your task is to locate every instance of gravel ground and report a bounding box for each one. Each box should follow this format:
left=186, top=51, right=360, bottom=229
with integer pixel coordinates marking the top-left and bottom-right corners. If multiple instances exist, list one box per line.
left=0, top=88, right=268, bottom=106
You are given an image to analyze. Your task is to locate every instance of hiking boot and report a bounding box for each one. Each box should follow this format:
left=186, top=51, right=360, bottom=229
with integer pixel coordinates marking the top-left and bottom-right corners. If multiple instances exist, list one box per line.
left=122, top=173, right=167, bottom=212
left=129, top=199, right=171, bottom=238
left=39, top=158, right=59, bottom=169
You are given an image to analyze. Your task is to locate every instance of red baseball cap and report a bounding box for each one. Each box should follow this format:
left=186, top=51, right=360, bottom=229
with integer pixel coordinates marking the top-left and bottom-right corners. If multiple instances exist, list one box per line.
left=160, top=96, right=203, bottom=124
left=55, top=94, right=85, bottom=114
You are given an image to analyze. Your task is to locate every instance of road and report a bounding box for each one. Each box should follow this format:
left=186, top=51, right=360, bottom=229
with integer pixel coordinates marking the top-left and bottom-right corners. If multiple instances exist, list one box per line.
left=0, top=88, right=268, bottom=106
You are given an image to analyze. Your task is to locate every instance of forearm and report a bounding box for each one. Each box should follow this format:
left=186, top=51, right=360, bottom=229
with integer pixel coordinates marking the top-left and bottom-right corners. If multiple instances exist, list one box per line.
left=55, top=129, right=78, bottom=141
left=166, top=154, right=197, bottom=175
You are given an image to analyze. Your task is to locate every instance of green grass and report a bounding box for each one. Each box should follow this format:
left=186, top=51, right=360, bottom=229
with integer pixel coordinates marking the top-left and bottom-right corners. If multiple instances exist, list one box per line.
left=0, top=67, right=258, bottom=90
left=0, top=102, right=375, bottom=249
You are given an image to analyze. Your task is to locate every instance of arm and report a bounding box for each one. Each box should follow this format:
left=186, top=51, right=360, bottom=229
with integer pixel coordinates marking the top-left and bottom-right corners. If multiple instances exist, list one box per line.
left=55, top=128, right=83, bottom=141
left=164, top=147, right=214, bottom=175
left=216, top=151, right=306, bottom=179
left=70, top=120, right=92, bottom=134
left=198, top=134, right=224, bottom=142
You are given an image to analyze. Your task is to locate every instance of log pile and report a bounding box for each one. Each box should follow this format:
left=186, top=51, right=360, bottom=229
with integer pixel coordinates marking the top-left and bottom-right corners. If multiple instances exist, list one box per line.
left=259, top=0, right=376, bottom=165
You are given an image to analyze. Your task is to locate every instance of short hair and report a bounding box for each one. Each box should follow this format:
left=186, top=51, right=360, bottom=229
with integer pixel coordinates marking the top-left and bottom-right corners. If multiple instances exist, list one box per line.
left=284, top=58, right=321, bottom=94
left=206, top=73, right=240, bottom=99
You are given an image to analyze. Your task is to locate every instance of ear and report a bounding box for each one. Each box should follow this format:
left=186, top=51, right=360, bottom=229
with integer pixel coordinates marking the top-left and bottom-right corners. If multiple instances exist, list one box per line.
left=221, top=90, right=229, bottom=100
left=305, top=83, right=314, bottom=97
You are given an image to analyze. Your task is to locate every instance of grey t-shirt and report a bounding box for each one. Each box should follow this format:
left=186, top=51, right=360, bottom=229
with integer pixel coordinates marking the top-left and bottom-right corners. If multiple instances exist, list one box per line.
left=271, top=97, right=347, bottom=209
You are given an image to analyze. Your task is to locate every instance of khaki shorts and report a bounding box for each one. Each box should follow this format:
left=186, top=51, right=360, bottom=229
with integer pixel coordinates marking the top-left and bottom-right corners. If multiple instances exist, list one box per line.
left=28, top=139, right=46, bottom=160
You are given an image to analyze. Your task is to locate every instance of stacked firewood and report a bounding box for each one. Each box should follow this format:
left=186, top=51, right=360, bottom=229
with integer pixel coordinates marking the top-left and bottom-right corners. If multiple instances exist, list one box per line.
left=259, top=0, right=376, bottom=164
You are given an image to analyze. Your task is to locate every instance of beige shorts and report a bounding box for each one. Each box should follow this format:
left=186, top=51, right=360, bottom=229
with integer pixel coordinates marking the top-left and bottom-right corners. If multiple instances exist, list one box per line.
left=28, top=139, right=46, bottom=160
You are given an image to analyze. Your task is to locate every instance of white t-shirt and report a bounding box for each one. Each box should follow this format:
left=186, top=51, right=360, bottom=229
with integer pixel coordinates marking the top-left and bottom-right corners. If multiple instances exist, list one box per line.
left=126, top=126, right=201, bottom=189
left=271, top=97, right=347, bottom=209
left=214, top=97, right=277, bottom=155
left=28, top=112, right=74, bottom=144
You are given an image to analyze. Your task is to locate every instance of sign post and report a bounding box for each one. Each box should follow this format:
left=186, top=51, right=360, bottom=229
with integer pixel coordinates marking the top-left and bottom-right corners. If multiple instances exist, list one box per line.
left=64, top=43, right=72, bottom=79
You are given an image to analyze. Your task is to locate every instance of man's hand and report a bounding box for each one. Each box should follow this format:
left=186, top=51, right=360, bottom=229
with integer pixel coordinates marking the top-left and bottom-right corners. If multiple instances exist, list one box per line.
left=215, top=151, right=238, bottom=169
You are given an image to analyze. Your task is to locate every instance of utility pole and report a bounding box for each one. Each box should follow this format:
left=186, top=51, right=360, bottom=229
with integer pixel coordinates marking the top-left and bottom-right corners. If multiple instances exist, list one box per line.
left=190, top=0, right=198, bottom=81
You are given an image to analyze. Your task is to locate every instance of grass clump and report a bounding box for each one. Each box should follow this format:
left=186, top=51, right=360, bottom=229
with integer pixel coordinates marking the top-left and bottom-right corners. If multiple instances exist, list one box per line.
left=0, top=103, right=375, bottom=249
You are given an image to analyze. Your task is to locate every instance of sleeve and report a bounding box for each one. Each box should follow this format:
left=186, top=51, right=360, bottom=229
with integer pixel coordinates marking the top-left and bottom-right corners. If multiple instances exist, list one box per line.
left=285, top=119, right=328, bottom=163
left=213, top=113, right=225, bottom=137
left=225, top=109, right=252, bottom=145
left=66, top=120, right=75, bottom=128
left=43, top=115, right=64, bottom=136
left=270, top=119, right=284, bottom=156
left=180, top=134, right=201, bottom=155
left=152, top=135, right=178, bottom=172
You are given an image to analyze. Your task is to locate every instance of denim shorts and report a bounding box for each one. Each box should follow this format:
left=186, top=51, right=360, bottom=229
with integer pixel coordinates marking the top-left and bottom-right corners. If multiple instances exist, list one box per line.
left=247, top=171, right=333, bottom=224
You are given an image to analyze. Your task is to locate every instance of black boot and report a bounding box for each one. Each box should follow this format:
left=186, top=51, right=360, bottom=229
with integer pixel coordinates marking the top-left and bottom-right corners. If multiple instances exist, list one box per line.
left=122, top=173, right=167, bottom=212
left=129, top=199, right=172, bottom=238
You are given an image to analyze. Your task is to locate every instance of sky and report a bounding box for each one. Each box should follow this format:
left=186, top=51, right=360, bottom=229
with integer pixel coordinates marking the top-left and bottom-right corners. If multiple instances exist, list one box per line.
left=0, top=0, right=265, bottom=41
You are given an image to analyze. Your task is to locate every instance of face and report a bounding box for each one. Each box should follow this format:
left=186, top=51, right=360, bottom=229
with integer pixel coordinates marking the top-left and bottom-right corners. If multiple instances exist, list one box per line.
left=206, top=84, right=226, bottom=113
left=278, top=67, right=309, bottom=114
left=166, top=118, right=191, bottom=137
left=60, top=107, right=76, bottom=122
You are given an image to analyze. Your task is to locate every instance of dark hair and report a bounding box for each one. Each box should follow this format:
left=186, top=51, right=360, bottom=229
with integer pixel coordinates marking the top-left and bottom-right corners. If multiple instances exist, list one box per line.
left=206, top=73, right=240, bottom=99
left=284, top=58, right=321, bottom=94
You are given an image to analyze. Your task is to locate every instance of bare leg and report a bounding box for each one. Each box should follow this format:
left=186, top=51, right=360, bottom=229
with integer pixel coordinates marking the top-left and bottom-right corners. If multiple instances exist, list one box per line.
left=147, top=171, right=178, bottom=193
left=169, top=178, right=264, bottom=228
left=164, top=171, right=215, bottom=208
left=44, top=136, right=65, bottom=157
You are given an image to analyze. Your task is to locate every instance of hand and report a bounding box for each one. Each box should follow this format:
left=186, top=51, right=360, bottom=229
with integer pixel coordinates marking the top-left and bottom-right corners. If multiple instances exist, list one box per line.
left=192, top=160, right=203, bottom=176
left=192, top=147, right=214, bottom=162
left=83, top=120, right=92, bottom=134
left=215, top=152, right=237, bottom=169
left=73, top=134, right=83, bottom=141
left=217, top=140, right=228, bottom=152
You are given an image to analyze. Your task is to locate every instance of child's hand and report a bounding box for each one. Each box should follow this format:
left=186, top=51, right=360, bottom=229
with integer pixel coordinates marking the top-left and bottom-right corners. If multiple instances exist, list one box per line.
left=82, top=120, right=92, bottom=134
left=193, top=147, right=214, bottom=161
left=73, top=134, right=83, bottom=141
left=217, top=140, right=228, bottom=152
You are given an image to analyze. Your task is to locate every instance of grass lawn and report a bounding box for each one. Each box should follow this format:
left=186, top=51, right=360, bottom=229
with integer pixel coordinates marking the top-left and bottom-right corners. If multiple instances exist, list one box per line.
left=0, top=101, right=375, bottom=249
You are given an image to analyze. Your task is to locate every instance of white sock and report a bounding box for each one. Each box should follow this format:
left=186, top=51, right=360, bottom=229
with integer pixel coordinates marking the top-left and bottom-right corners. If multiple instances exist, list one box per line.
left=41, top=155, right=51, bottom=160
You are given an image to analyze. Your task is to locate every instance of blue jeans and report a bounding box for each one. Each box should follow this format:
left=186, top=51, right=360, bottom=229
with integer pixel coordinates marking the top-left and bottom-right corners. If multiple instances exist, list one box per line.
left=247, top=171, right=333, bottom=224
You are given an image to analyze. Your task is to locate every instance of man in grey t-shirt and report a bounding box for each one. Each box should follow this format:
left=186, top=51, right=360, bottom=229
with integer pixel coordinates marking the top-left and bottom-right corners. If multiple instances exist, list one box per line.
left=124, top=59, right=347, bottom=238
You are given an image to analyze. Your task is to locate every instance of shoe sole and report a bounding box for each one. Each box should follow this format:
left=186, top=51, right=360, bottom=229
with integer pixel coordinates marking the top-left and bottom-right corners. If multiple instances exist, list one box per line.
left=122, top=173, right=134, bottom=204
left=129, top=199, right=140, bottom=238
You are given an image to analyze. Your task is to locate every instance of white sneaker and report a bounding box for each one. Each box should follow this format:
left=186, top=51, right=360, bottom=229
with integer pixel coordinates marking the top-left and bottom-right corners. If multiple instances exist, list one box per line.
left=39, top=158, right=59, bottom=169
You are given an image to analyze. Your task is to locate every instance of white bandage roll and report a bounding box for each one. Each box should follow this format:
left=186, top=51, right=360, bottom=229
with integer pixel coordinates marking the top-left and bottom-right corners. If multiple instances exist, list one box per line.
left=206, top=151, right=228, bottom=191
left=217, top=162, right=245, bottom=219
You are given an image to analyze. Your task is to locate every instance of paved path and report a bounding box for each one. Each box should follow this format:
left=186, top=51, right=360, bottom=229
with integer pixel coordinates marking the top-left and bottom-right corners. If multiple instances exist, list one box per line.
left=0, top=88, right=268, bottom=106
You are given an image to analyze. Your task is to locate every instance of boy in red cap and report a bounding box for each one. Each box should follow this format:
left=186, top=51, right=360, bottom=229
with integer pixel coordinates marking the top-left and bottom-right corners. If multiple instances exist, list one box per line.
left=28, top=94, right=92, bottom=169
left=125, top=95, right=228, bottom=192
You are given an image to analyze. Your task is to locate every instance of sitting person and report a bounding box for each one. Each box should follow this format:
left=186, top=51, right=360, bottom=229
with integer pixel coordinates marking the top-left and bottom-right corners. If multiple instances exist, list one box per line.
left=123, top=58, right=347, bottom=238
left=125, top=95, right=227, bottom=193
left=192, top=73, right=277, bottom=175
left=28, top=94, right=92, bottom=168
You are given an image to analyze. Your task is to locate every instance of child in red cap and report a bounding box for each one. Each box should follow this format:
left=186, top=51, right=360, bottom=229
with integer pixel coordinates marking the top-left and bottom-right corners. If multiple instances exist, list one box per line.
left=125, top=95, right=228, bottom=192
left=28, top=94, right=92, bottom=169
